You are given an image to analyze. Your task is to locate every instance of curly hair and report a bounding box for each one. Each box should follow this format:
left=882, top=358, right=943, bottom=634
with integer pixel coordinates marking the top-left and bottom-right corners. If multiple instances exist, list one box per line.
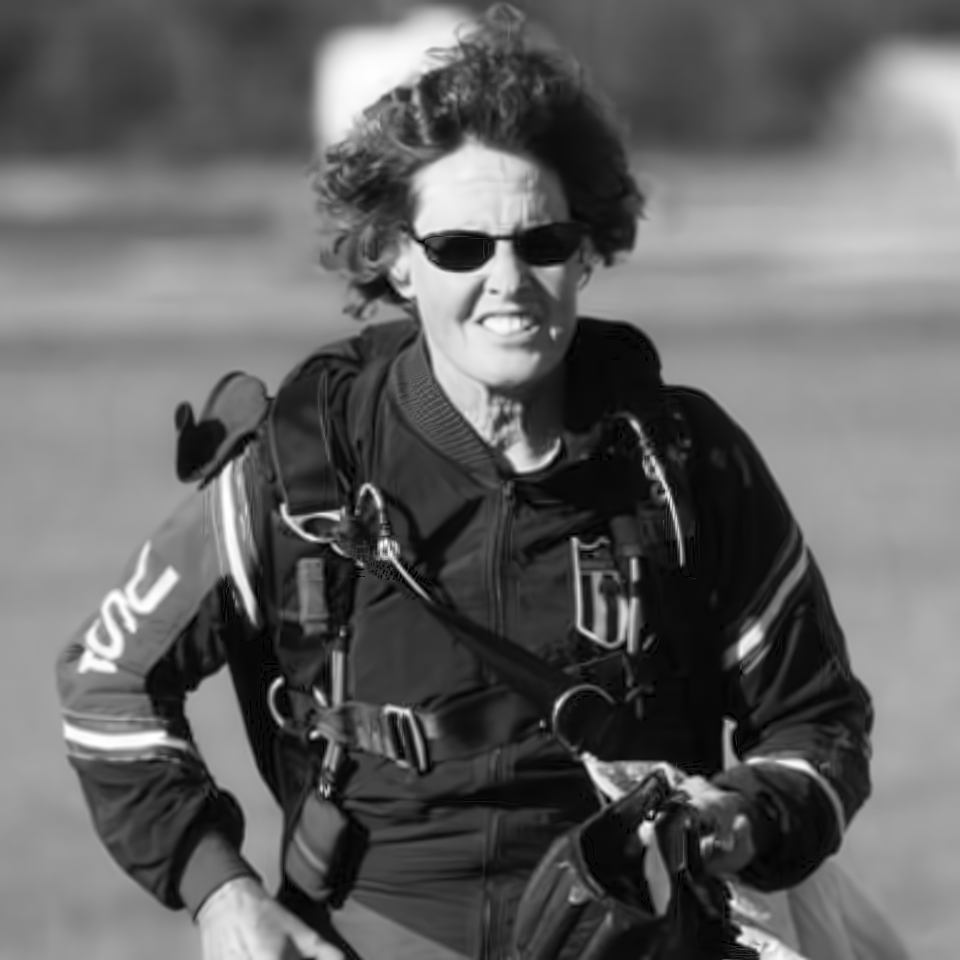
left=312, top=3, right=645, bottom=319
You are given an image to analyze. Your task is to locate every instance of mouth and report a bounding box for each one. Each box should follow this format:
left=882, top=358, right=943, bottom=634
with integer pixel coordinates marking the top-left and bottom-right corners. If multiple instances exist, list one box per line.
left=476, top=311, right=542, bottom=338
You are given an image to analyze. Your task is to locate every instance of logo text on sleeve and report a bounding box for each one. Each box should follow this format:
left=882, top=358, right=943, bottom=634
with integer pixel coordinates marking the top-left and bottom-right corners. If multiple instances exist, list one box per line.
left=78, top=542, right=181, bottom=675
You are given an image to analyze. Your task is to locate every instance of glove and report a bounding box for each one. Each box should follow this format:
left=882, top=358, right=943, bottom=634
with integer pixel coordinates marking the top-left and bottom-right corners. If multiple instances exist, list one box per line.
left=583, top=761, right=757, bottom=877
left=677, top=776, right=756, bottom=877
left=510, top=770, right=755, bottom=960
left=196, top=876, right=343, bottom=960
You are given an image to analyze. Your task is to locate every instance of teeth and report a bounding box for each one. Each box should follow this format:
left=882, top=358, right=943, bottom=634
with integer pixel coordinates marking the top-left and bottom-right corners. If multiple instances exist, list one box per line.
left=481, top=314, right=535, bottom=335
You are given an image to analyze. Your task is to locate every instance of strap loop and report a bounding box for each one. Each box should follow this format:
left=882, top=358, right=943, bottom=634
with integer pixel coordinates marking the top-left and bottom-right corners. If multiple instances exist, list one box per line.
left=381, top=704, right=430, bottom=772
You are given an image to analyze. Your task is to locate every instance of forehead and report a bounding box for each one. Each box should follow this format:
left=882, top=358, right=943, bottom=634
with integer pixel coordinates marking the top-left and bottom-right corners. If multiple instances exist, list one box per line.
left=410, top=141, right=569, bottom=231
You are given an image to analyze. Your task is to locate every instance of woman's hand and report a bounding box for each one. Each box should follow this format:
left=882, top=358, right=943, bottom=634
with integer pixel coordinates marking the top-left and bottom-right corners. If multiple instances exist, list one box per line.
left=677, top=776, right=756, bottom=876
left=196, top=877, right=343, bottom=960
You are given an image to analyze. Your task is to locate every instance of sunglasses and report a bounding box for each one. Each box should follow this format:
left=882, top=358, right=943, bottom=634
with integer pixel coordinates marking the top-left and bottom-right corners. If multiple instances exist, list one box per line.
left=408, top=221, right=587, bottom=272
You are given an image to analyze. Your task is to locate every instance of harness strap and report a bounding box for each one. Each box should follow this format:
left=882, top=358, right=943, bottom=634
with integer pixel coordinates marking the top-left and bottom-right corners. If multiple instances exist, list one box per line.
left=265, top=321, right=706, bottom=773
left=270, top=321, right=419, bottom=516
left=283, top=685, right=545, bottom=773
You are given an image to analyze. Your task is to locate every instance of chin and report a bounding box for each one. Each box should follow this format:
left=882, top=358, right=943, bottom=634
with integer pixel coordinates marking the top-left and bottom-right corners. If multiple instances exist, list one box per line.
left=477, top=352, right=563, bottom=394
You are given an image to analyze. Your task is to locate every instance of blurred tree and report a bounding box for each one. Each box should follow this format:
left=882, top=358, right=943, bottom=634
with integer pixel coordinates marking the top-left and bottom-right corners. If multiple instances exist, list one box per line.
left=0, top=0, right=176, bottom=153
left=0, top=6, right=49, bottom=153
left=0, top=0, right=381, bottom=156
left=506, top=0, right=885, bottom=148
left=894, top=0, right=960, bottom=34
left=0, top=0, right=891, bottom=156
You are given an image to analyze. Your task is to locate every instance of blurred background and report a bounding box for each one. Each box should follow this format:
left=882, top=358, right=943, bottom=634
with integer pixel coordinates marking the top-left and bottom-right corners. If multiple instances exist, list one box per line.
left=1, top=1, right=958, bottom=957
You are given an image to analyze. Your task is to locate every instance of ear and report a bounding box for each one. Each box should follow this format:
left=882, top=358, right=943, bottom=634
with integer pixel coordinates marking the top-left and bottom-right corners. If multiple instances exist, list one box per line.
left=387, top=237, right=417, bottom=302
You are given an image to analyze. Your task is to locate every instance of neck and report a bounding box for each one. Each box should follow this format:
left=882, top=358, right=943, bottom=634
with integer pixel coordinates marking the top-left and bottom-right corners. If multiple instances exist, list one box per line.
left=430, top=350, right=565, bottom=472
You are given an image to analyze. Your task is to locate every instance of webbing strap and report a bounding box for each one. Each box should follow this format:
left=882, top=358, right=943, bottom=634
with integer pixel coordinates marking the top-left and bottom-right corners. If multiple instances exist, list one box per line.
left=345, top=548, right=629, bottom=758
left=268, top=362, right=353, bottom=516
left=268, top=320, right=419, bottom=516
left=265, top=318, right=710, bottom=764
left=289, top=686, right=544, bottom=773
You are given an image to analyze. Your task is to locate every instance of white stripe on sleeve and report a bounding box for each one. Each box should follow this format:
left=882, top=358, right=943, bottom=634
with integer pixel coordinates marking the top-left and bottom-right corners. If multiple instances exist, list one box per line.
left=722, top=543, right=809, bottom=671
left=62, top=721, right=197, bottom=757
left=217, top=460, right=260, bottom=627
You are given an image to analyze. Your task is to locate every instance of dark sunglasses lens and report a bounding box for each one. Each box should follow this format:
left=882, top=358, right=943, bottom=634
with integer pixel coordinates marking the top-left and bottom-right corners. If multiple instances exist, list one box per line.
left=422, top=234, right=493, bottom=271
left=516, top=223, right=584, bottom=265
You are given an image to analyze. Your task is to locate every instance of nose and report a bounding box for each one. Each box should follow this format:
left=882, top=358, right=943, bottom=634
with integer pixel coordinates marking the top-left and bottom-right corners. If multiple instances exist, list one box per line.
left=484, top=237, right=530, bottom=293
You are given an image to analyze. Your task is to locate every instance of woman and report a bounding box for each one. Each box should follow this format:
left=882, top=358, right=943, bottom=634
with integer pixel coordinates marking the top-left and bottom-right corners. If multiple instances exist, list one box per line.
left=56, top=6, right=874, bottom=959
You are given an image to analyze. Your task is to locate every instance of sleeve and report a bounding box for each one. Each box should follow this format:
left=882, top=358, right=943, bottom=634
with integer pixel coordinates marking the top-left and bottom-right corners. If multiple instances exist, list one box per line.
left=55, top=447, right=266, bottom=913
left=680, top=388, right=874, bottom=891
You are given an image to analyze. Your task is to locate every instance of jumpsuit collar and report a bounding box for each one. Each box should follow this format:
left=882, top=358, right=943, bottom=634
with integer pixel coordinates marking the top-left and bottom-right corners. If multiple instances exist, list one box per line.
left=387, top=328, right=612, bottom=478
left=389, top=334, right=502, bottom=476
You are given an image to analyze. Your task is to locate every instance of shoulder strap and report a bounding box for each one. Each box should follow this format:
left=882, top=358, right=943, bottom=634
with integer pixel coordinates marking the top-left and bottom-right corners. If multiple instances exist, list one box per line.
left=268, top=319, right=419, bottom=516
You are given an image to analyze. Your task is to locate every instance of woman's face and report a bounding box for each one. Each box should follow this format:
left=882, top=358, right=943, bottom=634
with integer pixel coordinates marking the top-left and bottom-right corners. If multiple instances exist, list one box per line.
left=394, top=141, right=586, bottom=394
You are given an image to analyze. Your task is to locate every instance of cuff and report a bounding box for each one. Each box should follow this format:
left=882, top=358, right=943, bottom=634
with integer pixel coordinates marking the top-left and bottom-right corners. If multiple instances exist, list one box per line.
left=712, top=762, right=841, bottom=890
left=178, top=831, right=260, bottom=918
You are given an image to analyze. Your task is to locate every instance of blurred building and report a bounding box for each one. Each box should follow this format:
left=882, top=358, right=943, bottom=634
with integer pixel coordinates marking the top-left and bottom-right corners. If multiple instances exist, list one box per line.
left=312, top=4, right=471, bottom=151
left=835, top=39, right=960, bottom=176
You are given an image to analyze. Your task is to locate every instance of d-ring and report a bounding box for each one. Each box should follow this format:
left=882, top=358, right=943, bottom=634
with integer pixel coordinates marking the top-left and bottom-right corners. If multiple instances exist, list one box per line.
left=266, top=676, right=293, bottom=731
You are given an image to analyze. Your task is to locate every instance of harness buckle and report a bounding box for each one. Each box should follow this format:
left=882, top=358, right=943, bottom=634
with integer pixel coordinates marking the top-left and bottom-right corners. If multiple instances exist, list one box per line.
left=266, top=676, right=330, bottom=739
left=550, top=683, right=618, bottom=757
left=266, top=676, right=294, bottom=731
left=382, top=704, right=430, bottom=773
left=279, top=501, right=344, bottom=545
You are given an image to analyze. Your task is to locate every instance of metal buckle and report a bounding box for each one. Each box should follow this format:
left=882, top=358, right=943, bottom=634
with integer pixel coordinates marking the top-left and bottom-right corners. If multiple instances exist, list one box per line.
left=266, top=676, right=329, bottom=739
left=266, top=676, right=293, bottom=731
left=550, top=683, right=617, bottom=756
left=279, top=502, right=344, bottom=544
left=382, top=704, right=430, bottom=773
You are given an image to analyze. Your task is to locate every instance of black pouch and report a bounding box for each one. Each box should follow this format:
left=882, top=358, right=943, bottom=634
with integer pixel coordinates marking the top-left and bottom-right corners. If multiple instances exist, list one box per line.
left=510, top=836, right=662, bottom=960
left=283, top=790, right=352, bottom=903
left=510, top=770, right=755, bottom=960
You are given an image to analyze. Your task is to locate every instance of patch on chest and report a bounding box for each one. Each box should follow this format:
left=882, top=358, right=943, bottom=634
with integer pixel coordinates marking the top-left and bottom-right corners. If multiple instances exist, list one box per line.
left=570, top=536, right=630, bottom=649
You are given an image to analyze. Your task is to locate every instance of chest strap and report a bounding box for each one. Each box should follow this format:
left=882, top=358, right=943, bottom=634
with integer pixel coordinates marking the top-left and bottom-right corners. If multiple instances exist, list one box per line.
left=280, top=685, right=544, bottom=774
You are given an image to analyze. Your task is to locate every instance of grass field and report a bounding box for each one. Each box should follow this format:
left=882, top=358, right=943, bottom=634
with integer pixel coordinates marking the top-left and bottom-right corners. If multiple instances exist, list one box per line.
left=1, top=151, right=957, bottom=959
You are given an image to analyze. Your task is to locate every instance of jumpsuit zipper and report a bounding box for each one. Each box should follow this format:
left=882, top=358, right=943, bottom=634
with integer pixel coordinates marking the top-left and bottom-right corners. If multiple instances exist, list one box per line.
left=490, top=480, right=515, bottom=638
left=480, top=745, right=504, bottom=960
left=480, top=481, right=514, bottom=959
